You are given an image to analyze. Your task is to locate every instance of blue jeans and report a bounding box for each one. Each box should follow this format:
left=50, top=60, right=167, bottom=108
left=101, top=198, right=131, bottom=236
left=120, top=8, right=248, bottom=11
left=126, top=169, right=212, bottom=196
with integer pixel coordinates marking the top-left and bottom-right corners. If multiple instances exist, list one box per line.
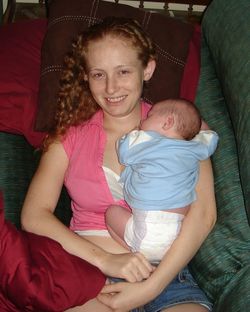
left=110, top=267, right=212, bottom=312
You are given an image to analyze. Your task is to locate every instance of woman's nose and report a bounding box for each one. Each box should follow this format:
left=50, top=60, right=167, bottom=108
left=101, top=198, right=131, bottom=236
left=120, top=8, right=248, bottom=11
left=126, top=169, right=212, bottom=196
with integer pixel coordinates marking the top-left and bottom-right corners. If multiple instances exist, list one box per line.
left=105, top=76, right=118, bottom=94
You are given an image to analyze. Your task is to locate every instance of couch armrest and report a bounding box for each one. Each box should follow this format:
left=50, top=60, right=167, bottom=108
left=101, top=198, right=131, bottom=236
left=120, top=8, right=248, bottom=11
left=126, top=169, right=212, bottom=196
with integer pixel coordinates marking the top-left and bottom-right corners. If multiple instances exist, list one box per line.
left=190, top=1, right=250, bottom=310
left=202, top=0, right=250, bottom=223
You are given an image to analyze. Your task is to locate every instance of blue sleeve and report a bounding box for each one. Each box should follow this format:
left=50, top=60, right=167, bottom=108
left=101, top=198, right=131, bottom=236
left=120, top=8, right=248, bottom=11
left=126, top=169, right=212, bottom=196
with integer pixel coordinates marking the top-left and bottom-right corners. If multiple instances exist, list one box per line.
left=193, top=130, right=219, bottom=159
left=207, top=131, right=219, bottom=157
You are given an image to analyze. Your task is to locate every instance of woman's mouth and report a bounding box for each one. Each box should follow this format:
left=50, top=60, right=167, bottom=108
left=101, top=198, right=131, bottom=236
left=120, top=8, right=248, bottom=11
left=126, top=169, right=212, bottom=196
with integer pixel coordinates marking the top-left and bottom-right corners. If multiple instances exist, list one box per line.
left=106, top=95, right=127, bottom=103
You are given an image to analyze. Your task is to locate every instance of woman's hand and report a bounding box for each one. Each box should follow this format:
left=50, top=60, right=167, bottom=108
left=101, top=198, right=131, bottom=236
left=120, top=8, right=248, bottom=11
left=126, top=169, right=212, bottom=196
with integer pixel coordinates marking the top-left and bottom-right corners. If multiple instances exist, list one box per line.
left=98, top=251, right=154, bottom=283
left=97, top=279, right=155, bottom=311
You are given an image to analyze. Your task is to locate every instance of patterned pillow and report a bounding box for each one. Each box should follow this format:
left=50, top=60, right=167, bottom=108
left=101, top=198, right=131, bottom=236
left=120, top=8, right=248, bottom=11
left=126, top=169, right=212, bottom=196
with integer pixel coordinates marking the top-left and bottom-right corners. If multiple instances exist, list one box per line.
left=35, top=0, right=200, bottom=131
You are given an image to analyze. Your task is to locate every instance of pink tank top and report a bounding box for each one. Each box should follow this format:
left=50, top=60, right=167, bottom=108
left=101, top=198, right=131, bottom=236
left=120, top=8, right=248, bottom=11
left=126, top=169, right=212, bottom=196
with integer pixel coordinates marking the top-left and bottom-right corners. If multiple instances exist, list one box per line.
left=62, top=102, right=151, bottom=231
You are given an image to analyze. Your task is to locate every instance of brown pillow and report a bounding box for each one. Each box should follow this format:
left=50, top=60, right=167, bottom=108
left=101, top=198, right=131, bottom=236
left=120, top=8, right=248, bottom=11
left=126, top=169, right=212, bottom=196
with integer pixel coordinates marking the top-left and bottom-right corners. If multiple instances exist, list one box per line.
left=36, top=0, right=195, bottom=131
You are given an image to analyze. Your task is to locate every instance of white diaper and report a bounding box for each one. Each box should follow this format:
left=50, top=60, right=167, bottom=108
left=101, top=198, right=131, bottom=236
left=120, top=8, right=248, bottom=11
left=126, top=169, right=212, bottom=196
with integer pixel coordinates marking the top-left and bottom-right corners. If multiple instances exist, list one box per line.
left=124, top=209, right=184, bottom=263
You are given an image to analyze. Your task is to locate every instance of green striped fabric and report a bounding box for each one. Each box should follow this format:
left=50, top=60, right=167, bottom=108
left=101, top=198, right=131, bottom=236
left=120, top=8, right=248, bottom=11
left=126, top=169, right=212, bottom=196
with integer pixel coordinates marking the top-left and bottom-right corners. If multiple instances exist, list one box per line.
left=0, top=132, right=71, bottom=228
left=0, top=133, right=39, bottom=227
left=190, top=0, right=250, bottom=310
left=202, top=0, right=250, bottom=223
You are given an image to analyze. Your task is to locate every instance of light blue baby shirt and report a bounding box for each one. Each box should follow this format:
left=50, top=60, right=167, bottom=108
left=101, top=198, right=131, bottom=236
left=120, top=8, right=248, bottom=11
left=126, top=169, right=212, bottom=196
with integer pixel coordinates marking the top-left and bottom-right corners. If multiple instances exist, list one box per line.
left=118, top=130, right=219, bottom=211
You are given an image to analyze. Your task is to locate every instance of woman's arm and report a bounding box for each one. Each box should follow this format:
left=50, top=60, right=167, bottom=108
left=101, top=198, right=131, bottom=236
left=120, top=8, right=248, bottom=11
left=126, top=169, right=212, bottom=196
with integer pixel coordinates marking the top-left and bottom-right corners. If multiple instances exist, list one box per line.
left=21, top=142, right=153, bottom=281
left=146, top=158, right=216, bottom=292
left=98, top=158, right=217, bottom=310
left=21, top=142, right=106, bottom=262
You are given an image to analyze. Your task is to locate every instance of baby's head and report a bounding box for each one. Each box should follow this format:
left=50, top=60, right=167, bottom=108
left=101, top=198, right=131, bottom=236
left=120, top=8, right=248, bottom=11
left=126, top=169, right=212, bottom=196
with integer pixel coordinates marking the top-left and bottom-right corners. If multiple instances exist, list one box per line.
left=140, top=99, right=201, bottom=140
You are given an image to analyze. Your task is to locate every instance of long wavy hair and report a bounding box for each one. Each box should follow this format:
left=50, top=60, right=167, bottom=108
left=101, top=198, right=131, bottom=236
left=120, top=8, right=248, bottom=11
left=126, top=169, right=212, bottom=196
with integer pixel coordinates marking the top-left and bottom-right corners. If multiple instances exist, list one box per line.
left=43, top=17, right=157, bottom=150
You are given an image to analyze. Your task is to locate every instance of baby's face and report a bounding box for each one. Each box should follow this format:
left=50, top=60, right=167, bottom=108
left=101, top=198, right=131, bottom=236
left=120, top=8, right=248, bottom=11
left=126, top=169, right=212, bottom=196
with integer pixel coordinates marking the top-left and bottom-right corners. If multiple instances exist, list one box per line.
left=140, top=104, right=166, bottom=134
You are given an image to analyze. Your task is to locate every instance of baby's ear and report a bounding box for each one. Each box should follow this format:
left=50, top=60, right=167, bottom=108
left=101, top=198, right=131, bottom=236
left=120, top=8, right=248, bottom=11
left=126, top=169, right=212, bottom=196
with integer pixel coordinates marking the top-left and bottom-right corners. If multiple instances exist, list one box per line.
left=163, top=115, right=175, bottom=130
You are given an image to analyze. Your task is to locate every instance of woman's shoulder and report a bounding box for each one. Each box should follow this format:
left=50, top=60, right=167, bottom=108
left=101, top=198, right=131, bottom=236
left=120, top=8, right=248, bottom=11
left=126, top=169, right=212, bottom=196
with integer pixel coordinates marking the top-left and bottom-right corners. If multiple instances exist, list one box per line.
left=66, top=110, right=103, bottom=136
left=62, top=110, right=104, bottom=156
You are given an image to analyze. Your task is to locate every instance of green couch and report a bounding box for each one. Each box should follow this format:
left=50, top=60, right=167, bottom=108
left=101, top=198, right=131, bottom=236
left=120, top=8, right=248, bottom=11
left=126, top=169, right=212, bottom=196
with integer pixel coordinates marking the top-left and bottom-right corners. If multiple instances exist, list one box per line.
left=189, top=0, right=250, bottom=311
left=0, top=0, right=249, bottom=311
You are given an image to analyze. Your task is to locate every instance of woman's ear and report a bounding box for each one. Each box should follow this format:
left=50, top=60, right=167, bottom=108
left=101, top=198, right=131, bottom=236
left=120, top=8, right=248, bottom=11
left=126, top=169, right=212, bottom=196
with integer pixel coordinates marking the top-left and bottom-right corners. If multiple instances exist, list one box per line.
left=143, top=59, right=156, bottom=81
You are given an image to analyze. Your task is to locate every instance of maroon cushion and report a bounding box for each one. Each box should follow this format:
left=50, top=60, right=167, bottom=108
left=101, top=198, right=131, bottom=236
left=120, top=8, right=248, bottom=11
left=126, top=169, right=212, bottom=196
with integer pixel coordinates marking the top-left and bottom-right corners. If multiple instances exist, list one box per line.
left=180, top=24, right=201, bottom=101
left=36, top=0, right=200, bottom=131
left=0, top=19, right=47, bottom=147
left=0, top=192, right=105, bottom=311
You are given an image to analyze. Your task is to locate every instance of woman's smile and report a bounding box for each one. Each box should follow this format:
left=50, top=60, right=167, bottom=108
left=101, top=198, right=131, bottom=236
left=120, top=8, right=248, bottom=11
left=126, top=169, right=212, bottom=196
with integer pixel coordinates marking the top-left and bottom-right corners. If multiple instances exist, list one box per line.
left=106, top=95, right=127, bottom=104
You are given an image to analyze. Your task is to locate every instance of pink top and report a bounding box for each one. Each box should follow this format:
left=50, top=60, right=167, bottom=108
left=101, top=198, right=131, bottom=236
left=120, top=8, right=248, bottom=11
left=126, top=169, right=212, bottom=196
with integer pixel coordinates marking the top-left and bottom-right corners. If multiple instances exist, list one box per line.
left=62, top=101, right=151, bottom=231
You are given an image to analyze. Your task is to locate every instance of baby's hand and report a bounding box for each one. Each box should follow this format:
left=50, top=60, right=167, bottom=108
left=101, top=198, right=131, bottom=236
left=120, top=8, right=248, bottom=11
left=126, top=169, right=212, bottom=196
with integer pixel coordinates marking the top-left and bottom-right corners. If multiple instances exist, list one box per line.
left=201, top=119, right=210, bottom=130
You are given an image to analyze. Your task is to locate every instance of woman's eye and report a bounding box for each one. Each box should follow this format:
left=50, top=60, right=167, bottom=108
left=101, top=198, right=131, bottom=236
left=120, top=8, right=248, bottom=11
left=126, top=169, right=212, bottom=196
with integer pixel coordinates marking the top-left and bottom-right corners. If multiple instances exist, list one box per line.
left=90, top=72, right=105, bottom=80
left=119, top=69, right=130, bottom=75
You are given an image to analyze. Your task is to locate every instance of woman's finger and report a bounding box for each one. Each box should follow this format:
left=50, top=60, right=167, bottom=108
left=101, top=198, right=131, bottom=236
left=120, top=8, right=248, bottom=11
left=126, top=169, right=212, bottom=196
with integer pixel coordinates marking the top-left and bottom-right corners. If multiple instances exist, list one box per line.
left=132, top=252, right=155, bottom=280
left=100, top=282, right=123, bottom=294
left=135, top=252, right=154, bottom=270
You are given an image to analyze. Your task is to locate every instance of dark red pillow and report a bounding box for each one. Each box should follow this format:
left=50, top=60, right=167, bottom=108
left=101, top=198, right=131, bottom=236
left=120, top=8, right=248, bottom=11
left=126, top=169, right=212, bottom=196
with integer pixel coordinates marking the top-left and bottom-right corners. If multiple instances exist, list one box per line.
left=36, top=0, right=200, bottom=131
left=0, top=19, right=47, bottom=147
left=180, top=24, right=201, bottom=101
left=0, top=192, right=105, bottom=311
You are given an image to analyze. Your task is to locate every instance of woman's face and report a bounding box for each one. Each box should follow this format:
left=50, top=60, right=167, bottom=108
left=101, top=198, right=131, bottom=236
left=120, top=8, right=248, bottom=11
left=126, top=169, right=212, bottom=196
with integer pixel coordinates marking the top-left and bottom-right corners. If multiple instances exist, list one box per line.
left=84, top=36, right=155, bottom=119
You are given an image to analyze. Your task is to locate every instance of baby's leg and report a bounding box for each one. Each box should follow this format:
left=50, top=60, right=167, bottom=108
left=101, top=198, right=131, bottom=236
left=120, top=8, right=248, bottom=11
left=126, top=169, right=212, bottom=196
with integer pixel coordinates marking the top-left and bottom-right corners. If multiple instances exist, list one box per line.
left=105, top=205, right=131, bottom=250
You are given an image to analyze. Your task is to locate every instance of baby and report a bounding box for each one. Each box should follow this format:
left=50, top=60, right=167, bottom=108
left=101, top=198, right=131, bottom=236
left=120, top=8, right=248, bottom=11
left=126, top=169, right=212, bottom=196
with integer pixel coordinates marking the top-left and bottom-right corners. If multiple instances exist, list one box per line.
left=106, top=99, right=219, bottom=263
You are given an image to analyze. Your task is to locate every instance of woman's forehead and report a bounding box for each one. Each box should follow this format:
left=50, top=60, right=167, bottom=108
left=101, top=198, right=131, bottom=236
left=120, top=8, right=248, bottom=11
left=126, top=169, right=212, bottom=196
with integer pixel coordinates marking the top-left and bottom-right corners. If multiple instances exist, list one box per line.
left=85, top=37, right=141, bottom=68
left=86, top=34, right=135, bottom=51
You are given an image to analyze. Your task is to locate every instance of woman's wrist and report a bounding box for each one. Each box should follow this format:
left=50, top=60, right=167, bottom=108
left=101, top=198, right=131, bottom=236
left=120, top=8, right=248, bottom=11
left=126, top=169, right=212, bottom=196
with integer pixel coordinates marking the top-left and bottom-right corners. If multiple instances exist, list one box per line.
left=138, top=275, right=163, bottom=303
left=91, top=247, right=111, bottom=272
left=141, top=268, right=166, bottom=297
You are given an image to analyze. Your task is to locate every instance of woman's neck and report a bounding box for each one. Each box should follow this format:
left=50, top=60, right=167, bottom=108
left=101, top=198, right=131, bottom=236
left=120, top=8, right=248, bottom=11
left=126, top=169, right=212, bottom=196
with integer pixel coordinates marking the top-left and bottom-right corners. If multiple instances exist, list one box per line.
left=102, top=103, right=142, bottom=175
left=103, top=104, right=141, bottom=136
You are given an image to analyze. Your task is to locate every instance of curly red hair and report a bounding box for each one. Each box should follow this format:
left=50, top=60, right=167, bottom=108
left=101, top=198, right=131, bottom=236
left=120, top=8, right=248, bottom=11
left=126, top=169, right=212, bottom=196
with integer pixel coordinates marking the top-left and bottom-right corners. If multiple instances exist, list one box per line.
left=43, top=17, right=157, bottom=150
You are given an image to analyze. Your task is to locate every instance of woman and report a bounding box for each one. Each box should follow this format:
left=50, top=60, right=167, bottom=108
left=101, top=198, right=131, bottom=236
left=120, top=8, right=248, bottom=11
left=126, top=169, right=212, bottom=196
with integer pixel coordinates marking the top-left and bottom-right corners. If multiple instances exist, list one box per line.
left=21, top=17, right=216, bottom=312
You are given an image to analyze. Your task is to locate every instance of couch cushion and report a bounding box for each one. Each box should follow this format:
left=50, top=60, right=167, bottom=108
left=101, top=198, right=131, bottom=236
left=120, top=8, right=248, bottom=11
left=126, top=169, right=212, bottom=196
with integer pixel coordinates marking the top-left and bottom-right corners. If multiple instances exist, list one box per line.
left=201, top=0, right=250, bottom=223
left=190, top=33, right=250, bottom=310
left=35, top=0, right=200, bottom=131
left=0, top=133, right=40, bottom=227
left=215, top=264, right=250, bottom=312
left=0, top=19, right=47, bottom=147
left=0, top=132, right=71, bottom=228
